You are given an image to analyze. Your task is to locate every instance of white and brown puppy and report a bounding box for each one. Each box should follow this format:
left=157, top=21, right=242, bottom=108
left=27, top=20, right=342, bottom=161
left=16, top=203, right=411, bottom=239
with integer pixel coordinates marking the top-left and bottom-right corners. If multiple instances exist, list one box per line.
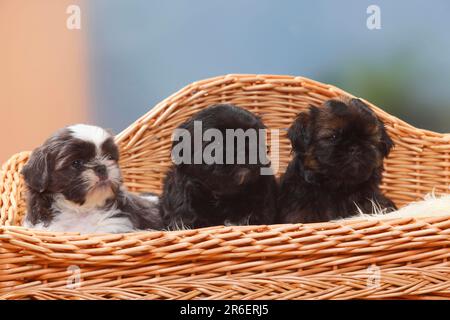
left=21, top=124, right=163, bottom=234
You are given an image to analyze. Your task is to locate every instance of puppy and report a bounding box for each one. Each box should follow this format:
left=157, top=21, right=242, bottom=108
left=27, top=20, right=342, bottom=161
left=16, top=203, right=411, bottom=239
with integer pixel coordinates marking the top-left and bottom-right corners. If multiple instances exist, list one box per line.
left=278, top=98, right=397, bottom=223
left=22, top=124, right=163, bottom=234
left=160, top=104, right=277, bottom=229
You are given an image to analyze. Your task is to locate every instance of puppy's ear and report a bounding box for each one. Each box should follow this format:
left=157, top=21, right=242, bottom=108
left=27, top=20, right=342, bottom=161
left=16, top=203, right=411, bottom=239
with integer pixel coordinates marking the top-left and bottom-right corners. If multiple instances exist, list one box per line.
left=22, top=147, right=51, bottom=193
left=349, top=98, right=375, bottom=114
left=350, top=98, right=394, bottom=157
left=378, top=122, right=394, bottom=157
left=288, top=106, right=318, bottom=154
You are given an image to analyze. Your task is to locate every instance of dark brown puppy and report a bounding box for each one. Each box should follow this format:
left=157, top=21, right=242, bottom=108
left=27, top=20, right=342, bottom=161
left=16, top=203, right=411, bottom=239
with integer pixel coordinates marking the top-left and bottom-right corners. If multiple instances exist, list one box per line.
left=278, top=98, right=396, bottom=223
left=160, top=104, right=278, bottom=230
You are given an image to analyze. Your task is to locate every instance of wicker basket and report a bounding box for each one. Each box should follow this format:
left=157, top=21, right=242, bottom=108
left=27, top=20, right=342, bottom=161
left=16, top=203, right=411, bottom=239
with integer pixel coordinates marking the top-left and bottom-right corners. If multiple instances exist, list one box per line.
left=1, top=74, right=449, bottom=300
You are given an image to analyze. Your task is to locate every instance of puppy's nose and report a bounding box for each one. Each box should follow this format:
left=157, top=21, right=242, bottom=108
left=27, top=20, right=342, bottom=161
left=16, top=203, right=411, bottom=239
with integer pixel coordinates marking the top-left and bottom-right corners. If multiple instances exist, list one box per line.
left=349, top=145, right=358, bottom=154
left=94, top=165, right=108, bottom=180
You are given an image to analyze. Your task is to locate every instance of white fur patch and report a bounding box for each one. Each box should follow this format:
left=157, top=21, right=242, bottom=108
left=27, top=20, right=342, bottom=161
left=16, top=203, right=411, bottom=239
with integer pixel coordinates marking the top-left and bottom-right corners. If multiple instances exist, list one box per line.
left=68, top=124, right=111, bottom=150
left=23, top=194, right=134, bottom=234
left=140, top=194, right=159, bottom=204
left=337, top=193, right=450, bottom=221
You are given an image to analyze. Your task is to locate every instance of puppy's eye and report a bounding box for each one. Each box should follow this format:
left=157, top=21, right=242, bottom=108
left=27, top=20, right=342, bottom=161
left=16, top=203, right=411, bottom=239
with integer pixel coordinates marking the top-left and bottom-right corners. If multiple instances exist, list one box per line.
left=72, top=160, right=84, bottom=169
left=326, top=134, right=337, bottom=141
left=106, top=154, right=114, bottom=161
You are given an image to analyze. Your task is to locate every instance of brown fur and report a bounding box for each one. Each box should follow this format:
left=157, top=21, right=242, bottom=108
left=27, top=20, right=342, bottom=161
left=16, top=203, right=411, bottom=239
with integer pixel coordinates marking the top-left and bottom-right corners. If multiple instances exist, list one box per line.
left=277, top=98, right=397, bottom=223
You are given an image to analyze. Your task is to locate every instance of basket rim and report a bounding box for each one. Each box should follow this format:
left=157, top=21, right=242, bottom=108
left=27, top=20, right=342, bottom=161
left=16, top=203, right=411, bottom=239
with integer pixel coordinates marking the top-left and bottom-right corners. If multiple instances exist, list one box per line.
left=1, top=212, right=449, bottom=261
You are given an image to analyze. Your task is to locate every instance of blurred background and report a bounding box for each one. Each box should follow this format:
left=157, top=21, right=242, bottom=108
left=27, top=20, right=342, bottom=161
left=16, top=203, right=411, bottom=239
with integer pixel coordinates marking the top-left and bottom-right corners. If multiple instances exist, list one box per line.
left=1, top=0, right=450, bottom=162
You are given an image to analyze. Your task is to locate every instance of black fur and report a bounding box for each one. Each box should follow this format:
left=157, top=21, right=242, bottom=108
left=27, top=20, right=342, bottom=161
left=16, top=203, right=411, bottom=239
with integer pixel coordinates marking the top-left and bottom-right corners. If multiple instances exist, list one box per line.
left=108, top=192, right=163, bottom=230
left=278, top=98, right=397, bottom=223
left=160, top=104, right=277, bottom=229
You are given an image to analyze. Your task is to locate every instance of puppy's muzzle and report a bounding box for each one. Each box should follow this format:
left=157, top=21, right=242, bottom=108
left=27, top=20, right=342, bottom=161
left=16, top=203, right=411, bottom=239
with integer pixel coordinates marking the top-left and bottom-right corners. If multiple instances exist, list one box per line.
left=94, top=165, right=108, bottom=181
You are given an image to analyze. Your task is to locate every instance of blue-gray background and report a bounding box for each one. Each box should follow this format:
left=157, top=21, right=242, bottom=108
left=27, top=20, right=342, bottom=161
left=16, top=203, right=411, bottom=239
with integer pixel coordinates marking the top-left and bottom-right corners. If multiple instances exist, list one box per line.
left=86, top=0, right=450, bottom=132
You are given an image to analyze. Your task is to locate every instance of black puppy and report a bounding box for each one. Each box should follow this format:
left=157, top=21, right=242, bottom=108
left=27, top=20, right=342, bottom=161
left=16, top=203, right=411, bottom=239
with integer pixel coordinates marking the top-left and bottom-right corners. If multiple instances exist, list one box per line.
left=278, top=98, right=397, bottom=223
left=160, top=104, right=277, bottom=229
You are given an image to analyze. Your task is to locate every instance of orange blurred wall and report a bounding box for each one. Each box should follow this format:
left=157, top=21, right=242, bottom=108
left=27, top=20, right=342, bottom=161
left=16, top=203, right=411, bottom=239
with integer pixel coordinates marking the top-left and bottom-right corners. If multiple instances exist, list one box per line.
left=0, top=0, right=88, bottom=163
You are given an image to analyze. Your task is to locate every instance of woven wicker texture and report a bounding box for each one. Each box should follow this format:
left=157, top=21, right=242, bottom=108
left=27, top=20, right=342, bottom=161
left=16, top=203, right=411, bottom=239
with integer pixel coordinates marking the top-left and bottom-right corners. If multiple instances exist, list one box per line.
left=1, top=74, right=449, bottom=299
